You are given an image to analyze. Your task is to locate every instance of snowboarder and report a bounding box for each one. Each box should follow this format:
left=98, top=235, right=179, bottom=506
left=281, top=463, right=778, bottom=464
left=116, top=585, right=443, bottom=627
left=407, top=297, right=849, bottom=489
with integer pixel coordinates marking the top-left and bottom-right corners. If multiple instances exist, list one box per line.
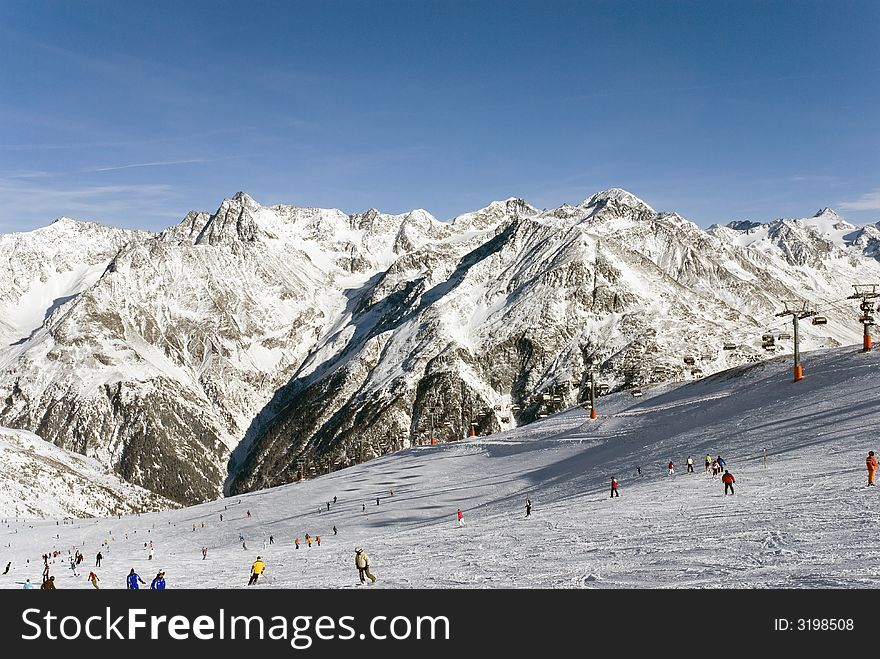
left=150, top=571, right=166, bottom=590
left=248, top=557, right=265, bottom=585
left=295, top=538, right=300, bottom=549
left=2, top=561, right=10, bottom=574
left=457, top=509, right=464, bottom=527
left=354, top=547, right=377, bottom=584
left=88, top=571, right=100, bottom=589
left=668, top=461, right=675, bottom=475
left=705, top=454, right=712, bottom=473
left=525, top=498, right=532, bottom=517
left=40, top=576, right=56, bottom=590
left=610, top=478, right=620, bottom=498
left=722, top=470, right=735, bottom=495
left=686, top=456, right=694, bottom=473
left=202, top=547, right=208, bottom=560
left=867, top=451, right=877, bottom=486
left=126, top=569, right=146, bottom=590
left=333, top=526, right=338, bottom=535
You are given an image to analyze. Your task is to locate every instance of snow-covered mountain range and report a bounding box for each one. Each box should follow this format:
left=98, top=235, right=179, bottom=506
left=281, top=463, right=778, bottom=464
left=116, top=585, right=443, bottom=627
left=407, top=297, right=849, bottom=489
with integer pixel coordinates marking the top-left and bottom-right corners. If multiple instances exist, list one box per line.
left=1, top=189, right=878, bottom=506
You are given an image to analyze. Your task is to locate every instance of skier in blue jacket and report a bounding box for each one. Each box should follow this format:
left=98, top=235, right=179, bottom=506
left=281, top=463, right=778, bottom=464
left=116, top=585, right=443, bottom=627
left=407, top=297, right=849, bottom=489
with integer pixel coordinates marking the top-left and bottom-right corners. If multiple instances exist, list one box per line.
left=717, top=455, right=726, bottom=470
left=127, top=569, right=146, bottom=590
left=150, top=571, right=166, bottom=589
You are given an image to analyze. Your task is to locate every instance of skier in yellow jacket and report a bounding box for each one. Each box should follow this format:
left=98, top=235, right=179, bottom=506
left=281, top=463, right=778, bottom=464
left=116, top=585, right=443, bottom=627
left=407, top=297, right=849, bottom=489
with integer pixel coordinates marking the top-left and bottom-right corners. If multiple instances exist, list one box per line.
left=248, top=556, right=265, bottom=585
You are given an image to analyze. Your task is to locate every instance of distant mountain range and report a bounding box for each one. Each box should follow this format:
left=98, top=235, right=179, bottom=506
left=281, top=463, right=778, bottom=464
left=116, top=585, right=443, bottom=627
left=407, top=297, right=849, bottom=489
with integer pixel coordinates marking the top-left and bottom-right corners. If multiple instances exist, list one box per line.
left=1, top=189, right=877, bottom=506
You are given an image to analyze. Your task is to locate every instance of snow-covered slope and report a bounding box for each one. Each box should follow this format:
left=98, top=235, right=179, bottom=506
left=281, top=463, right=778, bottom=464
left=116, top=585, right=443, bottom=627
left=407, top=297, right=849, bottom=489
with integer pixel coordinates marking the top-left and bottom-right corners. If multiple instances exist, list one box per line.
left=1, top=190, right=879, bottom=505
left=1, top=345, right=878, bottom=588
left=0, top=427, right=173, bottom=518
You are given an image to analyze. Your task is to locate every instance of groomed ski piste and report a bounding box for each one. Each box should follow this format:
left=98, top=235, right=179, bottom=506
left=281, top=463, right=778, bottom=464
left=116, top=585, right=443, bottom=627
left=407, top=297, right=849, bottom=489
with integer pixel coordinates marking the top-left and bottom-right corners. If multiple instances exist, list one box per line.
left=2, top=345, right=878, bottom=589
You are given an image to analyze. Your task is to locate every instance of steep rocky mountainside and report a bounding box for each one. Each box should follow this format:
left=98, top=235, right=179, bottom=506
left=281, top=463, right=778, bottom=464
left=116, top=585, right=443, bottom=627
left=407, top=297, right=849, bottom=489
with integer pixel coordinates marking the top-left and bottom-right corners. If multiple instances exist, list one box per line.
left=0, top=426, right=174, bottom=518
left=1, top=190, right=878, bottom=504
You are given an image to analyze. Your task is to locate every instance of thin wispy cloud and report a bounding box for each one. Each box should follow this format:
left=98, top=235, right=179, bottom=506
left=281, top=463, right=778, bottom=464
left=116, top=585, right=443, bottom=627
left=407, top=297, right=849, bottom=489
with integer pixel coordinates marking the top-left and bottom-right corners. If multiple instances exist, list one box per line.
left=839, top=191, right=880, bottom=212
left=0, top=178, right=182, bottom=229
left=84, top=158, right=211, bottom=173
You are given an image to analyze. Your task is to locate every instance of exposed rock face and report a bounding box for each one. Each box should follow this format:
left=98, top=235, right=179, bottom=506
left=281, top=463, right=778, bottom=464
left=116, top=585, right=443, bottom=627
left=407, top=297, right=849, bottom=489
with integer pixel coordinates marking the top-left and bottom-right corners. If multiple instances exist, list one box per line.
left=2, top=190, right=879, bottom=504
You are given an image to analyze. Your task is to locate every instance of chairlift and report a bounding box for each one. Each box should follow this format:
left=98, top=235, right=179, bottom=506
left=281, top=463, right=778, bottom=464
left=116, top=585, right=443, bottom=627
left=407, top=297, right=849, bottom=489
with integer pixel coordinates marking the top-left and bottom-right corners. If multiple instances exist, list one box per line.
left=777, top=333, right=791, bottom=340
left=537, top=412, right=549, bottom=418
left=811, top=316, right=827, bottom=325
left=691, top=368, right=703, bottom=377
left=582, top=401, right=592, bottom=409
left=723, top=342, right=737, bottom=350
left=596, top=383, right=610, bottom=394
left=510, top=404, right=521, bottom=412
left=653, top=366, right=667, bottom=374
left=860, top=315, right=875, bottom=324
left=493, top=404, right=502, bottom=411
left=500, top=416, right=510, bottom=423
left=631, top=388, right=643, bottom=398
left=683, top=356, right=695, bottom=365
left=552, top=395, right=562, bottom=402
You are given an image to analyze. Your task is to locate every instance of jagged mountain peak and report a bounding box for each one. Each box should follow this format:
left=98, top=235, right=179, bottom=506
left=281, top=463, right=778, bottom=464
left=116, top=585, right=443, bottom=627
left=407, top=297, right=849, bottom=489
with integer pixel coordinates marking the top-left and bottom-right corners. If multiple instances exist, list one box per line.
left=814, top=207, right=842, bottom=220
left=580, top=188, right=655, bottom=213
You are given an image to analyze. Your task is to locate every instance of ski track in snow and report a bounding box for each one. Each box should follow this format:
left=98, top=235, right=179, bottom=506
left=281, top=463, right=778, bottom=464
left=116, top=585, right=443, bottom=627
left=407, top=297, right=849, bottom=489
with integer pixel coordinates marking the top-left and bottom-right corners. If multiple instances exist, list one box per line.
left=2, top=346, right=880, bottom=589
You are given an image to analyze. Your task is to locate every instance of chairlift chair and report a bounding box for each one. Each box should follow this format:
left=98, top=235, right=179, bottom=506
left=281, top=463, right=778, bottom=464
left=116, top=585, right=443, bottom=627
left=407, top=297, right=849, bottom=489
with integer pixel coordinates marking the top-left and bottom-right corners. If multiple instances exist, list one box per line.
left=811, top=316, right=827, bottom=325
left=723, top=342, right=737, bottom=350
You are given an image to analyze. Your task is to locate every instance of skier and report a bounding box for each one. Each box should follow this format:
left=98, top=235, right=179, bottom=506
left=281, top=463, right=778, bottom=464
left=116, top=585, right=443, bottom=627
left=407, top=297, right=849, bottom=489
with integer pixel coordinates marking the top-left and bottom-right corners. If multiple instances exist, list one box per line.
left=40, top=576, right=56, bottom=590
left=457, top=509, right=464, bottom=527
left=376, top=498, right=380, bottom=506
left=269, top=535, right=274, bottom=545
left=525, top=498, right=532, bottom=517
left=668, top=461, right=675, bottom=475
left=295, top=538, right=300, bottom=550
left=354, top=547, right=377, bottom=584
left=202, top=547, right=208, bottom=560
left=316, top=535, right=321, bottom=547
left=333, top=526, right=338, bottom=535
left=148, top=547, right=154, bottom=561
left=306, top=535, right=312, bottom=548
left=326, top=502, right=331, bottom=512
left=722, top=470, right=735, bottom=495
left=686, top=456, right=694, bottom=473
left=610, top=477, right=620, bottom=498
left=333, top=496, right=337, bottom=504
left=717, top=455, right=726, bottom=470
left=23, top=579, right=33, bottom=590
left=248, top=557, right=265, bottom=585
left=239, top=533, right=245, bottom=542
left=636, top=466, right=641, bottom=476
left=867, top=451, right=878, bottom=486
left=705, top=454, right=712, bottom=473
left=2, top=561, right=10, bottom=575
left=88, top=571, right=100, bottom=589
left=246, top=510, right=251, bottom=518
left=150, top=571, right=166, bottom=590
left=220, top=514, right=223, bottom=522
left=127, top=569, right=146, bottom=590
left=69, top=557, right=78, bottom=577
left=362, top=504, right=366, bottom=513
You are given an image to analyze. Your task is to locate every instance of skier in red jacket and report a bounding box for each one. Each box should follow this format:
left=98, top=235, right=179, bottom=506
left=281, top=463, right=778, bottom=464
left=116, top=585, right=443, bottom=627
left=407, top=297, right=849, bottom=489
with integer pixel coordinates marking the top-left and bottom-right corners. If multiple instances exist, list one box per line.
left=610, top=477, right=620, bottom=498
left=866, top=451, right=877, bottom=487
left=722, top=470, right=735, bottom=495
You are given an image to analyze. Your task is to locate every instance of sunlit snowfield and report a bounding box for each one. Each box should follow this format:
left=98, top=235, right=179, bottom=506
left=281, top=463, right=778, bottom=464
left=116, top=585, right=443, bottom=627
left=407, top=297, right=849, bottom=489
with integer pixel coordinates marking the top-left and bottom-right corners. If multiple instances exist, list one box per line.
left=2, top=346, right=878, bottom=589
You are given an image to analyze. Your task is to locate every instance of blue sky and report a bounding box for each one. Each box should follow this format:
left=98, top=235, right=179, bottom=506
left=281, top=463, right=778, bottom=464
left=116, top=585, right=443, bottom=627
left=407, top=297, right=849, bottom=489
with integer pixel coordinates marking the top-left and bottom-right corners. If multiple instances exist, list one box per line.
left=0, top=0, right=877, bottom=231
